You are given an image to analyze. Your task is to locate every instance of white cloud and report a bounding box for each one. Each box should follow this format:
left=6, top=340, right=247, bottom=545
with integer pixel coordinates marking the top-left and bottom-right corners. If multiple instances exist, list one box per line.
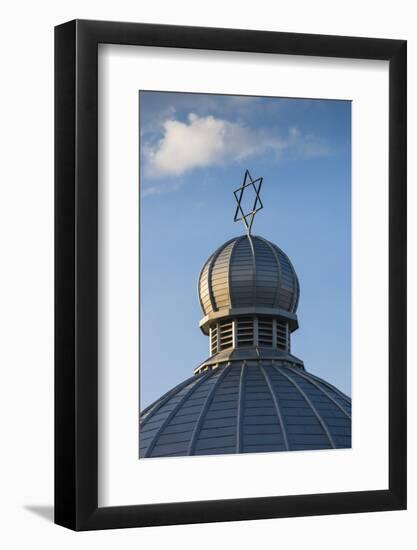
left=142, top=113, right=332, bottom=186
left=144, top=113, right=290, bottom=177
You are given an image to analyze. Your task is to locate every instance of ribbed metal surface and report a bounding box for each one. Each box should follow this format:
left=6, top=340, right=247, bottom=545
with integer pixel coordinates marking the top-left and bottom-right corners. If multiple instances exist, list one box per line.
left=198, top=235, right=299, bottom=316
left=139, top=362, right=351, bottom=457
left=199, top=254, right=214, bottom=314
left=211, top=240, right=235, bottom=310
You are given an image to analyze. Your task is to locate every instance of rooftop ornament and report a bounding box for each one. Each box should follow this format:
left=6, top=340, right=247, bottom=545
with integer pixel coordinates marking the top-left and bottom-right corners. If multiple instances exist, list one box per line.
left=233, top=169, right=264, bottom=235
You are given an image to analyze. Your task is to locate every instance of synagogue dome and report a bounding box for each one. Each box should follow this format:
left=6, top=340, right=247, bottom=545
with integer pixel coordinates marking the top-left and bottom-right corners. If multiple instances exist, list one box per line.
left=140, top=362, right=351, bottom=458
left=139, top=170, right=351, bottom=460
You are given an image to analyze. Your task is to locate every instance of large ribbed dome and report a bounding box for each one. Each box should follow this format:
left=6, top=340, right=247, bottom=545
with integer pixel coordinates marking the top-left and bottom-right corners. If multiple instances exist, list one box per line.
left=198, top=235, right=299, bottom=318
left=140, top=362, right=351, bottom=457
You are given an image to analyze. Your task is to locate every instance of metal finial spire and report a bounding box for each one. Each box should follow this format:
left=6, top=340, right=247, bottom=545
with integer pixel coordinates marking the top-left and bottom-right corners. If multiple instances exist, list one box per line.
left=233, top=170, right=264, bottom=235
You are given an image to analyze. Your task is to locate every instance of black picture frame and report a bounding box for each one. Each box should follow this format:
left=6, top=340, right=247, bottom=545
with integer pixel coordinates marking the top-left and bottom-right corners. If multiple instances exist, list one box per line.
left=55, top=19, right=407, bottom=531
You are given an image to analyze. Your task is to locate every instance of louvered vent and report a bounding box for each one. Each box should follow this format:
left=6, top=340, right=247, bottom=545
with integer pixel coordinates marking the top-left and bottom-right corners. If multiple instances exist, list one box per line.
left=219, top=320, right=233, bottom=350
left=210, top=325, right=218, bottom=355
left=258, top=318, right=273, bottom=347
left=208, top=317, right=290, bottom=354
left=277, top=321, right=288, bottom=351
left=237, top=318, right=253, bottom=347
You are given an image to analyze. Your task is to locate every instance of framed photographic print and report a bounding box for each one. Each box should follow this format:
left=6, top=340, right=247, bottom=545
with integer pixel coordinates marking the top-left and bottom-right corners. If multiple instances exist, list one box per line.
left=55, top=19, right=406, bottom=530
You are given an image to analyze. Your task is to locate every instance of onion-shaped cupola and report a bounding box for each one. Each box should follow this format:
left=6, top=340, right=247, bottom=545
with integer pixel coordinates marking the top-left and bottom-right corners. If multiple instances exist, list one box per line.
left=199, top=235, right=299, bottom=317
left=195, top=170, right=302, bottom=374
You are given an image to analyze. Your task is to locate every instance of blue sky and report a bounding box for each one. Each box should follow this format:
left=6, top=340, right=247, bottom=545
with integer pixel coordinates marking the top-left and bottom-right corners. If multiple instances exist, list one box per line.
left=140, top=91, right=351, bottom=408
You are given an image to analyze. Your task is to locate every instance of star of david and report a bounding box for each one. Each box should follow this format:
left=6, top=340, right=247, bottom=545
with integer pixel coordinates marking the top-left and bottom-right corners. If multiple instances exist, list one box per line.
left=233, top=170, right=264, bottom=235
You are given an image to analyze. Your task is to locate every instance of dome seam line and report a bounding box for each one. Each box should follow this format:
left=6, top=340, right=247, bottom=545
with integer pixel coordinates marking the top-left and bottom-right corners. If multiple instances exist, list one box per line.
left=257, top=236, right=282, bottom=309
left=306, top=371, right=352, bottom=404
left=273, top=365, right=337, bottom=449
left=187, top=363, right=232, bottom=455
left=289, top=367, right=351, bottom=419
left=143, top=370, right=214, bottom=457
left=207, top=238, right=235, bottom=313
left=140, top=374, right=197, bottom=427
left=236, top=361, right=247, bottom=453
left=260, top=364, right=290, bottom=451
left=227, top=237, right=241, bottom=309
left=247, top=234, right=257, bottom=307
left=197, top=256, right=211, bottom=314
left=273, top=243, right=300, bottom=312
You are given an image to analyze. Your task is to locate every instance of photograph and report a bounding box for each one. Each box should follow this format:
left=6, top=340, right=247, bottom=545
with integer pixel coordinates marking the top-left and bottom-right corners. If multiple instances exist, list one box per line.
left=138, top=91, right=352, bottom=458
left=0, top=1, right=409, bottom=542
